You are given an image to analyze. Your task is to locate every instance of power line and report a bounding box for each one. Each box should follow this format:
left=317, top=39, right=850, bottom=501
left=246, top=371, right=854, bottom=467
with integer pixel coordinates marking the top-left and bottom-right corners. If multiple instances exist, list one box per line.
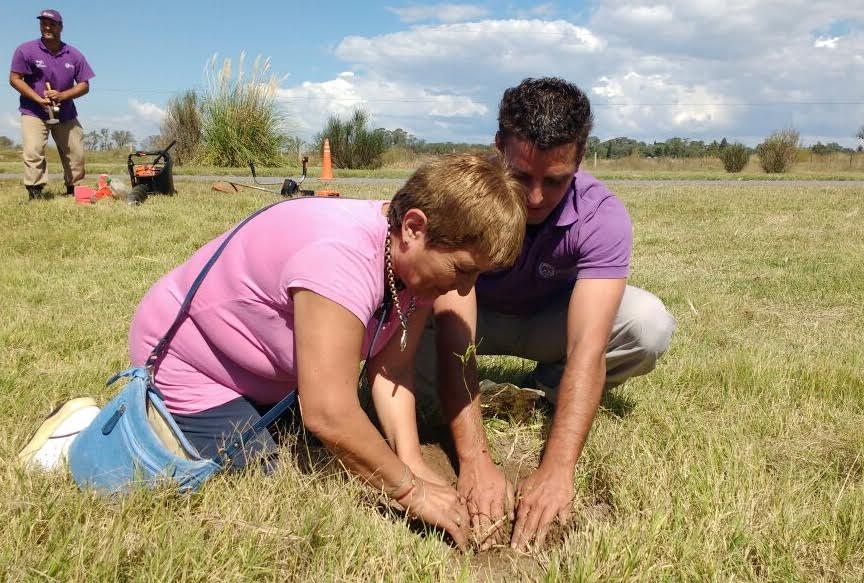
left=593, top=101, right=864, bottom=107
left=94, top=88, right=864, bottom=107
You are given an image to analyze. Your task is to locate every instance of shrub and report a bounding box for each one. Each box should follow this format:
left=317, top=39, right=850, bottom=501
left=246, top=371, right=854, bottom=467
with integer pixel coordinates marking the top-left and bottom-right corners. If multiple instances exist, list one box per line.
left=757, top=129, right=799, bottom=173
left=314, top=109, right=387, bottom=169
left=199, top=53, right=291, bottom=167
left=380, top=146, right=422, bottom=169
left=719, top=143, right=750, bottom=173
left=160, top=90, right=201, bottom=165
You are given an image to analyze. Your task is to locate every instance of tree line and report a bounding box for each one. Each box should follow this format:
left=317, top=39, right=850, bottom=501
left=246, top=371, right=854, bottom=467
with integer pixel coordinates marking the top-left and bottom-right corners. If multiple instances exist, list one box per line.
left=1, top=114, right=862, bottom=172
left=585, top=135, right=861, bottom=160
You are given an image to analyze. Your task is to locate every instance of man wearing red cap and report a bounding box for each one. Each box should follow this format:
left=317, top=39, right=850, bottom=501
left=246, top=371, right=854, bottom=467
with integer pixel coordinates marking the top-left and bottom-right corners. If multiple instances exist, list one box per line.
left=9, top=10, right=95, bottom=200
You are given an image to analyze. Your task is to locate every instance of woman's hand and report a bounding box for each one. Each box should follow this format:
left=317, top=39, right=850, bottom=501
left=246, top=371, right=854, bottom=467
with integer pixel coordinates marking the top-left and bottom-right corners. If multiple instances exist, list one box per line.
left=395, top=477, right=470, bottom=549
left=293, top=292, right=468, bottom=547
left=404, top=455, right=449, bottom=487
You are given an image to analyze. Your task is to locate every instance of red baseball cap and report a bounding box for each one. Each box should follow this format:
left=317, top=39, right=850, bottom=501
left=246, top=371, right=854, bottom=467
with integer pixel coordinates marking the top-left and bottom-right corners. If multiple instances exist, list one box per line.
left=37, top=9, right=63, bottom=23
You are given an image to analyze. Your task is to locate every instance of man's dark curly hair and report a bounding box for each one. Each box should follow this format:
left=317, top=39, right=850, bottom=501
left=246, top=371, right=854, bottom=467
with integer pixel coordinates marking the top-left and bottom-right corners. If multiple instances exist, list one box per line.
left=498, top=77, right=593, bottom=151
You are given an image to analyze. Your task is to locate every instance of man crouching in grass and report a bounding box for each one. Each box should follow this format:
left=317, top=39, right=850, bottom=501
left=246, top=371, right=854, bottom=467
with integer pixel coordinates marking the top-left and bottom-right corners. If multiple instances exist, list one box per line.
left=412, top=77, right=676, bottom=550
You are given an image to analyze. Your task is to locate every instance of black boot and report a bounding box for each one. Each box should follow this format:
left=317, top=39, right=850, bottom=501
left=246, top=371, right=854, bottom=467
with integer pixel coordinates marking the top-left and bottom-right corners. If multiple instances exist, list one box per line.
left=26, top=185, right=44, bottom=200
left=65, top=184, right=75, bottom=196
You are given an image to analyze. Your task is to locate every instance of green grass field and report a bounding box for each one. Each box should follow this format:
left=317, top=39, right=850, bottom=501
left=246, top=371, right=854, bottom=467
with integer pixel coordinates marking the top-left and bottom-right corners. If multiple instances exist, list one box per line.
left=2, top=147, right=864, bottom=182
left=1, top=179, right=862, bottom=581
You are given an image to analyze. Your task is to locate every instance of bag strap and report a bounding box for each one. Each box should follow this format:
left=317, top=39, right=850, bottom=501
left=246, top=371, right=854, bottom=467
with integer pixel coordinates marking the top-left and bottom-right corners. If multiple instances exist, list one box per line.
left=214, top=285, right=392, bottom=467
left=128, top=196, right=394, bottom=468
left=144, top=198, right=292, bottom=372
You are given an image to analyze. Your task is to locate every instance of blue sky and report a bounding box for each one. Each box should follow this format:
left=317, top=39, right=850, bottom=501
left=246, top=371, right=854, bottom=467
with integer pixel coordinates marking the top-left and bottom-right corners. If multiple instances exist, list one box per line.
left=2, top=1, right=863, bottom=148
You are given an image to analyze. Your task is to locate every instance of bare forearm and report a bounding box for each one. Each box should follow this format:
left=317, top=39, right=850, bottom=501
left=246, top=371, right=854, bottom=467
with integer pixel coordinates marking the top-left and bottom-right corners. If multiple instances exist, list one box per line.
left=368, top=305, right=433, bottom=467
left=59, top=81, right=89, bottom=102
left=307, top=403, right=411, bottom=495
left=441, top=363, right=491, bottom=465
left=435, top=317, right=492, bottom=465
left=9, top=76, right=41, bottom=102
left=371, top=376, right=423, bottom=463
left=540, top=356, right=604, bottom=472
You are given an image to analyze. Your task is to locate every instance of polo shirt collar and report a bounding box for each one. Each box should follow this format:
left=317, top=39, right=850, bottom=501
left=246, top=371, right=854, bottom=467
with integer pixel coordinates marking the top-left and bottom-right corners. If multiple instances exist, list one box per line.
left=38, top=38, right=67, bottom=56
left=553, top=173, right=579, bottom=227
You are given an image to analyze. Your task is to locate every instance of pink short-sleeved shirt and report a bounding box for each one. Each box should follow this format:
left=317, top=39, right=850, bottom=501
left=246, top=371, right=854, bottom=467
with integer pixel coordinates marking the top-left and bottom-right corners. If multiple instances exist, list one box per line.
left=129, top=198, right=411, bottom=414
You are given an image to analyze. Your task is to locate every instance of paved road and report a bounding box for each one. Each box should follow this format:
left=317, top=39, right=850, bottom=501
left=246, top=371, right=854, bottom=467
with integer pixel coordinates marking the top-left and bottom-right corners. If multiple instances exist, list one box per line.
left=0, top=173, right=405, bottom=185
left=1, top=173, right=862, bottom=187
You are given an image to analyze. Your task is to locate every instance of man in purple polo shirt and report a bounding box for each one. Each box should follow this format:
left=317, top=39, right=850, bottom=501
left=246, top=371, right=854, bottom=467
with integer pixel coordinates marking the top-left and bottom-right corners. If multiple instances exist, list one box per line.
left=9, top=9, right=94, bottom=200
left=413, top=78, right=676, bottom=550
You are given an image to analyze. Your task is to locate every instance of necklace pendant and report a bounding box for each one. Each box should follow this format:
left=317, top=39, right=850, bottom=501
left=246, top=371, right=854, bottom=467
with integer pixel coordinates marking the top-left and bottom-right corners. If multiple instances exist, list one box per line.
left=400, top=328, right=408, bottom=352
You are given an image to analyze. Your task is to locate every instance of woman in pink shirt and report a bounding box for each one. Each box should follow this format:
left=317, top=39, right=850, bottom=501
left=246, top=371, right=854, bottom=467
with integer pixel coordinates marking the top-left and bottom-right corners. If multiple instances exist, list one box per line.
left=24, top=153, right=525, bottom=548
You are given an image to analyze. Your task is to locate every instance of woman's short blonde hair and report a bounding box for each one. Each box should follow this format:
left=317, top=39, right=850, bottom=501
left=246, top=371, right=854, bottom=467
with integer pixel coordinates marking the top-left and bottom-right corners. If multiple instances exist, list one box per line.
left=387, top=153, right=526, bottom=268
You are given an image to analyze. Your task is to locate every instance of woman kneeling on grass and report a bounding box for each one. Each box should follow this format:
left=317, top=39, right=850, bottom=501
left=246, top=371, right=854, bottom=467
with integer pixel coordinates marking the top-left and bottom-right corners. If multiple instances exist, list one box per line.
left=19, top=153, right=525, bottom=548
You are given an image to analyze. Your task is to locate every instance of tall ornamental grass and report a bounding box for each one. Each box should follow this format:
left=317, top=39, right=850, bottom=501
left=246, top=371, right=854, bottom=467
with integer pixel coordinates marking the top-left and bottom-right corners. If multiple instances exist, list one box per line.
left=199, top=53, right=290, bottom=167
left=160, top=90, right=202, bottom=165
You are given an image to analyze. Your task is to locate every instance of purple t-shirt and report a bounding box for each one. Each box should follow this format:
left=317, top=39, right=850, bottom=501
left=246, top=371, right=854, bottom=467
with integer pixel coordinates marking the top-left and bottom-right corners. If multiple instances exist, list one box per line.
left=476, top=170, right=632, bottom=314
left=10, top=39, right=94, bottom=122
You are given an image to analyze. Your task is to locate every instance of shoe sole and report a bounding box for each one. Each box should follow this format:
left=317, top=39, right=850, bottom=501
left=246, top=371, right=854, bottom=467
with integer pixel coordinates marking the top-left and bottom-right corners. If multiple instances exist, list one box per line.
left=18, top=397, right=99, bottom=465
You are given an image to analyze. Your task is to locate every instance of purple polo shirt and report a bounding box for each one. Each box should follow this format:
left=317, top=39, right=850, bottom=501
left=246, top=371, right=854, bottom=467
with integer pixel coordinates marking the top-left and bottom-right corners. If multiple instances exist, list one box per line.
left=476, top=170, right=632, bottom=315
left=10, top=38, right=94, bottom=122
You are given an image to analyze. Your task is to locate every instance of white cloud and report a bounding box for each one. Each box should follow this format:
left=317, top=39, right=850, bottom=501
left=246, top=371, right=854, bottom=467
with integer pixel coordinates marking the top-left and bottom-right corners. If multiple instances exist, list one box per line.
left=614, top=4, right=676, bottom=26
left=129, top=99, right=165, bottom=123
left=78, top=100, right=166, bottom=146
left=1, top=113, right=19, bottom=137
left=591, top=1, right=864, bottom=59
left=592, top=72, right=727, bottom=135
left=337, top=19, right=604, bottom=69
left=279, top=18, right=608, bottom=142
left=278, top=71, right=487, bottom=141
left=592, top=77, right=623, bottom=99
left=273, top=4, right=864, bottom=146
left=388, top=3, right=489, bottom=23
left=813, top=36, right=840, bottom=48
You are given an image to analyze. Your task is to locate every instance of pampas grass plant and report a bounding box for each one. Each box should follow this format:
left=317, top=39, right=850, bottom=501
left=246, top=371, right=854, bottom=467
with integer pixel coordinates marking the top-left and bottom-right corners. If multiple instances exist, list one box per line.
left=199, top=53, right=290, bottom=167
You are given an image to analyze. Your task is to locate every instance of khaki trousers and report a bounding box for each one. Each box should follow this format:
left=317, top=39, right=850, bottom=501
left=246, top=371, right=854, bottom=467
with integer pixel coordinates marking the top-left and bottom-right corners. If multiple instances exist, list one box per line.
left=21, top=115, right=86, bottom=188
left=413, top=285, right=676, bottom=424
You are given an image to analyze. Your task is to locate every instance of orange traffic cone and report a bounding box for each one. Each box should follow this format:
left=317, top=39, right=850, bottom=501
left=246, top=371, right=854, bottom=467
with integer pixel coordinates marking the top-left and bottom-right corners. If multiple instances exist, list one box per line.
left=317, top=138, right=340, bottom=197
left=320, top=138, right=334, bottom=180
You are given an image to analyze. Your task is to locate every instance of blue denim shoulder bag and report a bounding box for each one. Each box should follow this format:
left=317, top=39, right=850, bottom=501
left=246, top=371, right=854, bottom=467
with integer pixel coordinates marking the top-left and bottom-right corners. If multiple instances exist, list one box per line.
left=68, top=198, right=392, bottom=494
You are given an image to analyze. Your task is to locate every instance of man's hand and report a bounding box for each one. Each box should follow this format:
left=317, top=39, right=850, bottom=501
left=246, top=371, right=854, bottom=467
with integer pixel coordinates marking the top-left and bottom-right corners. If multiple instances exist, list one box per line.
left=458, top=455, right=514, bottom=549
left=44, top=88, right=63, bottom=103
left=511, top=464, right=574, bottom=551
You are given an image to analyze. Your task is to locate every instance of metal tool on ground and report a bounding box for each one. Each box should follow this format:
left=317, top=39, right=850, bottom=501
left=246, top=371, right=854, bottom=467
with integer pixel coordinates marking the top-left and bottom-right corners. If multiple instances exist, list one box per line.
left=44, top=81, right=59, bottom=125
left=127, top=140, right=177, bottom=204
left=316, top=138, right=340, bottom=197
left=249, top=156, right=313, bottom=197
left=212, top=157, right=322, bottom=197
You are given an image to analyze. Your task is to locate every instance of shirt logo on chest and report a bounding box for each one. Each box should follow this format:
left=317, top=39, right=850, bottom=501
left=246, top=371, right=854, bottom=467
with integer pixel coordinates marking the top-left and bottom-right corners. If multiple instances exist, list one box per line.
left=35, top=60, right=46, bottom=68
left=65, top=62, right=74, bottom=69
left=537, top=262, right=556, bottom=279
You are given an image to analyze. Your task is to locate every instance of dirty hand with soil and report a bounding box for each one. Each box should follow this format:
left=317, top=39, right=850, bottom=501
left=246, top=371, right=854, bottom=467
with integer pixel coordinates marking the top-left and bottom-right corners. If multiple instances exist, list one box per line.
left=457, top=455, right=515, bottom=550
left=511, top=463, right=574, bottom=551
left=394, top=474, right=471, bottom=549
